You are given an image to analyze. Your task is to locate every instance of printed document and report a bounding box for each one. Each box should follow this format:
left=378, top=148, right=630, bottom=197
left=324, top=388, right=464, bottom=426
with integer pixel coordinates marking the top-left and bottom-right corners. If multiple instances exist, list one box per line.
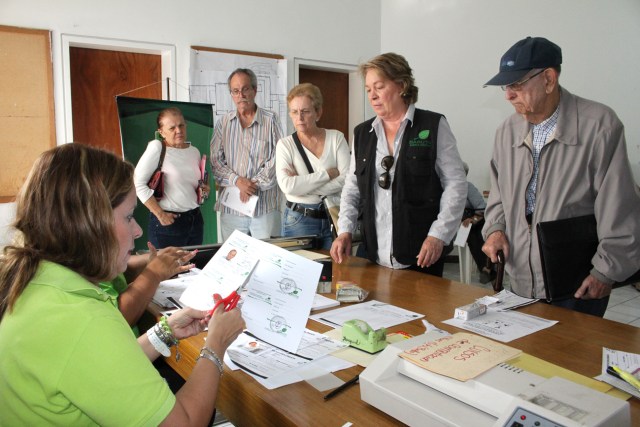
left=226, top=329, right=348, bottom=379
left=443, top=310, right=557, bottom=342
left=179, top=231, right=259, bottom=310
left=477, top=289, right=538, bottom=311
left=596, top=347, right=640, bottom=399
left=220, top=185, right=258, bottom=217
left=239, top=235, right=323, bottom=353
left=309, top=300, right=424, bottom=330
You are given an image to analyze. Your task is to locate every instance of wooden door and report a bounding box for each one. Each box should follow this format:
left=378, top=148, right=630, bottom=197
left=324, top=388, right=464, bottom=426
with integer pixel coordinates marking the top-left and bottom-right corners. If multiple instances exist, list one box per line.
left=70, top=47, right=161, bottom=156
left=298, top=68, right=349, bottom=138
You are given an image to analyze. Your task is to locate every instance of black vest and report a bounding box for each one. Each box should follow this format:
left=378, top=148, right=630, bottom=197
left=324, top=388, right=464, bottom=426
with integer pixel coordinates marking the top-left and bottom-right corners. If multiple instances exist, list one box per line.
left=353, top=109, right=443, bottom=265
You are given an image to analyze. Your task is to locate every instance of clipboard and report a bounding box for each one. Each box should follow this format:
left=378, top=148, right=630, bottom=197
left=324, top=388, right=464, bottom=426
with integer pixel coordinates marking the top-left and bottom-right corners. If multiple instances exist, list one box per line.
left=536, top=214, right=598, bottom=302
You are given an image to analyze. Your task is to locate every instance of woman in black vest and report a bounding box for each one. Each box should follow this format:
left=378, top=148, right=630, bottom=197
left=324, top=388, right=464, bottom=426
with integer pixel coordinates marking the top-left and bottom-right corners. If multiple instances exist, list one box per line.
left=330, top=53, right=467, bottom=277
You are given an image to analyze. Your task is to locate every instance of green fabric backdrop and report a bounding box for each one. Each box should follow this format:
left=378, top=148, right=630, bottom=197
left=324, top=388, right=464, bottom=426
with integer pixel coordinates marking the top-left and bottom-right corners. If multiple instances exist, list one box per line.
left=117, top=96, right=216, bottom=251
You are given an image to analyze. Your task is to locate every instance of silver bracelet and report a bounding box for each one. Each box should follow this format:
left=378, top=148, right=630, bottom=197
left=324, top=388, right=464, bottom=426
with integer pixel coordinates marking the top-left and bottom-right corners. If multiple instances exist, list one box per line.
left=197, top=346, right=224, bottom=376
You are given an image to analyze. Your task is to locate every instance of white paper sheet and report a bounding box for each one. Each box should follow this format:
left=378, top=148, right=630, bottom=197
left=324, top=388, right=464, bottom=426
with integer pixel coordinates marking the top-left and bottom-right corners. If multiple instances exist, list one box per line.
left=443, top=310, right=557, bottom=342
left=224, top=350, right=354, bottom=390
left=595, top=347, right=640, bottom=398
left=312, top=293, right=340, bottom=311
left=240, top=236, right=323, bottom=353
left=453, top=222, right=472, bottom=247
left=152, top=269, right=201, bottom=307
left=225, top=330, right=348, bottom=379
left=309, top=300, right=424, bottom=330
left=179, top=231, right=259, bottom=310
left=219, top=186, right=258, bottom=217
left=476, top=289, right=538, bottom=312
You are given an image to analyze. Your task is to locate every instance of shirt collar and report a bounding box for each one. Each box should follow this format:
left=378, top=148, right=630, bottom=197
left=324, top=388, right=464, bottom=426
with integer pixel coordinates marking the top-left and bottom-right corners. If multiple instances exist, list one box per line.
left=369, top=103, right=415, bottom=133
left=231, top=105, right=262, bottom=126
left=31, top=260, right=117, bottom=306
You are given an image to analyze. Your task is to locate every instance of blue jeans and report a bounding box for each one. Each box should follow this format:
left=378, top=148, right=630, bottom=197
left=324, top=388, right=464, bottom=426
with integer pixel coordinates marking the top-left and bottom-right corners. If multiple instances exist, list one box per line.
left=282, top=204, right=332, bottom=250
left=148, top=208, right=204, bottom=249
left=220, top=210, right=281, bottom=242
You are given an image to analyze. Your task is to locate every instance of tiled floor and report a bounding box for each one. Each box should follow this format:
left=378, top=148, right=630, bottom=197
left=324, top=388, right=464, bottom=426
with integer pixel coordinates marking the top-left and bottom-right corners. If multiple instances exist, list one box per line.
left=442, top=261, right=640, bottom=327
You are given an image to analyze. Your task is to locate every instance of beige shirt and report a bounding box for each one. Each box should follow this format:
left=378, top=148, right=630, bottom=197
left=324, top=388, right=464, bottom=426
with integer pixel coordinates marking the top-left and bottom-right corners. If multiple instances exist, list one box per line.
left=483, top=87, right=640, bottom=298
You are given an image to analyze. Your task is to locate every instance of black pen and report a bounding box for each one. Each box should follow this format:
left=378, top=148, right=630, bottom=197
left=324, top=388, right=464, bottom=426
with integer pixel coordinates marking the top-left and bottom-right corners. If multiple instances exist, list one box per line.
left=324, top=374, right=359, bottom=401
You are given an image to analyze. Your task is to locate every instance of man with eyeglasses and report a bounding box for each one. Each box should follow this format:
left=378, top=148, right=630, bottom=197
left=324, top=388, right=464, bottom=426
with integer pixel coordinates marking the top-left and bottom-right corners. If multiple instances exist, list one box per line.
left=211, top=68, right=283, bottom=241
left=482, top=36, right=640, bottom=316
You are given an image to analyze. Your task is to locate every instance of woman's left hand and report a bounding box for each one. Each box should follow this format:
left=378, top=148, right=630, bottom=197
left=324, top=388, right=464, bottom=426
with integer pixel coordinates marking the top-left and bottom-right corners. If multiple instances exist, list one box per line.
left=416, top=236, right=444, bottom=268
left=166, top=308, right=209, bottom=339
left=145, top=243, right=196, bottom=281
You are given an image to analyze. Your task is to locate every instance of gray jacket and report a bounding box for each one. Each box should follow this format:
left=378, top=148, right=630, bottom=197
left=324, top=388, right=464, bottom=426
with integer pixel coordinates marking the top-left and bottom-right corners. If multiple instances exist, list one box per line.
left=483, top=87, right=640, bottom=298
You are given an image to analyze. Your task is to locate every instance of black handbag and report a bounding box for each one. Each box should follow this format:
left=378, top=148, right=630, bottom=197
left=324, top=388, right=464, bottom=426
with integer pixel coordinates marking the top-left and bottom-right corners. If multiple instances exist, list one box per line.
left=147, top=141, right=166, bottom=200
left=536, top=214, right=598, bottom=302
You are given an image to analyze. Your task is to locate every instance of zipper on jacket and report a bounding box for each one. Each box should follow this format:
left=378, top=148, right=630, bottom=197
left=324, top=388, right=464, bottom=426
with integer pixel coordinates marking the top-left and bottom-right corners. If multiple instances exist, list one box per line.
left=526, top=142, right=550, bottom=299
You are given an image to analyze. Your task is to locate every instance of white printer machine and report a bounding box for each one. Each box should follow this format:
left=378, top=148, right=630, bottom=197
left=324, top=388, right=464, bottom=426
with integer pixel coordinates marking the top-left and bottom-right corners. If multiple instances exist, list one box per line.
left=360, top=332, right=630, bottom=427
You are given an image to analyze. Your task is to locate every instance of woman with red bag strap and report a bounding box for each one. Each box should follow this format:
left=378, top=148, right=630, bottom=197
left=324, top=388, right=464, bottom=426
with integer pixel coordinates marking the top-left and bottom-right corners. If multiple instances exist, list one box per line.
left=134, top=107, right=210, bottom=248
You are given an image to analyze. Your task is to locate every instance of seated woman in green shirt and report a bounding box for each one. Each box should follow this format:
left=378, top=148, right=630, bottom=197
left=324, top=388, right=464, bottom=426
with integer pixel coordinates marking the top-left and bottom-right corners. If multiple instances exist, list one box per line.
left=0, top=143, right=244, bottom=426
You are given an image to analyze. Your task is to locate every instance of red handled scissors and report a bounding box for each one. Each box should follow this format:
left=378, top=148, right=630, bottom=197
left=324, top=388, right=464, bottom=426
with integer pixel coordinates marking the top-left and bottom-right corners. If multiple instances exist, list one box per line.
left=208, top=283, right=246, bottom=315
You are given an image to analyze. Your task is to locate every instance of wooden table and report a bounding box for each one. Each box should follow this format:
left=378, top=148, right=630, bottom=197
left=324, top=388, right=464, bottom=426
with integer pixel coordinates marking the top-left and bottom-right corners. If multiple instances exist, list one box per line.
left=157, top=256, right=640, bottom=426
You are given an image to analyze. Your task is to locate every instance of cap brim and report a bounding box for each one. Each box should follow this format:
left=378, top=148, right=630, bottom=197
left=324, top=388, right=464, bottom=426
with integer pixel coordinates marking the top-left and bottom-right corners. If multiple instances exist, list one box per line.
left=483, top=69, right=531, bottom=87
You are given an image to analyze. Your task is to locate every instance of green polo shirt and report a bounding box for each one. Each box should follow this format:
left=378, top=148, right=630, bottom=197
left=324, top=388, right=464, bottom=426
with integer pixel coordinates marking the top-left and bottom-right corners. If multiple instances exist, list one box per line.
left=98, top=273, right=141, bottom=336
left=0, top=261, right=175, bottom=426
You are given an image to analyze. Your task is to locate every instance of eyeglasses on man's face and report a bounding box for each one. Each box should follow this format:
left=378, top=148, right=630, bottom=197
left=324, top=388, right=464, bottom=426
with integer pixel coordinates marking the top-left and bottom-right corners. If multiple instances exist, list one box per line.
left=377, top=155, right=394, bottom=189
left=501, top=69, right=546, bottom=91
left=230, top=86, right=254, bottom=97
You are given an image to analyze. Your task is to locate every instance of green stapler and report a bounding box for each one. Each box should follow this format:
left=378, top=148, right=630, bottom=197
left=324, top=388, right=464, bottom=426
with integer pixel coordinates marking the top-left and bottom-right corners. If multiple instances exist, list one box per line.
left=342, top=319, right=387, bottom=353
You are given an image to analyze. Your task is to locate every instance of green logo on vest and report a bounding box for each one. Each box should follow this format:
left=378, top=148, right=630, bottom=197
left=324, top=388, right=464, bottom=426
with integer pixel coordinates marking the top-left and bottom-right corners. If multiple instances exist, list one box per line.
left=409, top=129, right=432, bottom=147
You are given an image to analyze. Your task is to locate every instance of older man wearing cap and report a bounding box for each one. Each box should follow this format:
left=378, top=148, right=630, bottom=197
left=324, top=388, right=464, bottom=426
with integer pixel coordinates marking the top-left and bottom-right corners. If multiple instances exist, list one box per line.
left=482, top=36, right=640, bottom=316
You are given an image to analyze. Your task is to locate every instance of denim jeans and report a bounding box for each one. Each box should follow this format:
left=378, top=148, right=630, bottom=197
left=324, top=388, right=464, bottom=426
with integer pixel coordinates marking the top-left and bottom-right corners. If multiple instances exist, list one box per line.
left=220, top=210, right=281, bottom=242
left=282, top=204, right=332, bottom=250
left=148, top=208, right=204, bottom=249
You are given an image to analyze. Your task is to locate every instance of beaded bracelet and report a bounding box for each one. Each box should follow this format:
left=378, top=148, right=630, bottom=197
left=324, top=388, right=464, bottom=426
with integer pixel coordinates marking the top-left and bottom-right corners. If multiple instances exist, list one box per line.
left=154, top=316, right=181, bottom=361
left=147, top=327, right=171, bottom=357
left=197, top=346, right=224, bottom=376
left=159, top=315, right=179, bottom=346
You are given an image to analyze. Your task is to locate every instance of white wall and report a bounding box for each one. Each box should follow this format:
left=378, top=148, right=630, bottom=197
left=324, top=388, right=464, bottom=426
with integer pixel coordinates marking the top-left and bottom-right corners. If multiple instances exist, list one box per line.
left=0, top=0, right=381, bottom=144
left=381, top=0, right=640, bottom=192
left=0, top=0, right=381, bottom=243
left=3, top=0, right=639, bottom=242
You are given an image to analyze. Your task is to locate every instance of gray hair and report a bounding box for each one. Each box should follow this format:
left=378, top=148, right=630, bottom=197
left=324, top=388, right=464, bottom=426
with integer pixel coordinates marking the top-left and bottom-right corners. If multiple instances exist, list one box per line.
left=227, top=68, right=258, bottom=91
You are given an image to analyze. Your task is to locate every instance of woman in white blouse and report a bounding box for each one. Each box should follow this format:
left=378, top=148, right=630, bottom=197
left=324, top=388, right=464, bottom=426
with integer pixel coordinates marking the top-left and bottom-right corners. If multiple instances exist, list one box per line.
left=276, top=84, right=350, bottom=249
left=134, top=107, right=209, bottom=249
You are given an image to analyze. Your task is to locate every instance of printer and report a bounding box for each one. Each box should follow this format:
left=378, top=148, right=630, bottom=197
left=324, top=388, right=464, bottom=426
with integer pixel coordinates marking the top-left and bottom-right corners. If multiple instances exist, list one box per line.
left=360, top=332, right=630, bottom=427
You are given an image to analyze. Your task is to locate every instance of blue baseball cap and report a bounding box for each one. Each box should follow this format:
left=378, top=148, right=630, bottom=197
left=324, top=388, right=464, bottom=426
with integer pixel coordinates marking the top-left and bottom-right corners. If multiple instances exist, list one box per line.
left=484, top=37, right=562, bottom=87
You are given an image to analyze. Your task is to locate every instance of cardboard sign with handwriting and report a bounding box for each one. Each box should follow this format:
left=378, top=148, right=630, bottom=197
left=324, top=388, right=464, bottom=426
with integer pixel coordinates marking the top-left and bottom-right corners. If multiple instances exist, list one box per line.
left=399, top=332, right=521, bottom=381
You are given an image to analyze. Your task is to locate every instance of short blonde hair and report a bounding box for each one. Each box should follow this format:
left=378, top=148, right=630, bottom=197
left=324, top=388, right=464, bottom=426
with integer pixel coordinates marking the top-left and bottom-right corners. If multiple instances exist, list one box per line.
left=287, top=83, right=323, bottom=113
left=359, top=52, right=418, bottom=105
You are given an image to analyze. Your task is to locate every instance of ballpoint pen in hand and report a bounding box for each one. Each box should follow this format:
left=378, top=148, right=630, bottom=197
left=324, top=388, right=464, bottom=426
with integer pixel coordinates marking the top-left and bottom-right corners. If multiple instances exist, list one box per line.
left=324, top=374, right=359, bottom=400
left=608, top=365, right=640, bottom=391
